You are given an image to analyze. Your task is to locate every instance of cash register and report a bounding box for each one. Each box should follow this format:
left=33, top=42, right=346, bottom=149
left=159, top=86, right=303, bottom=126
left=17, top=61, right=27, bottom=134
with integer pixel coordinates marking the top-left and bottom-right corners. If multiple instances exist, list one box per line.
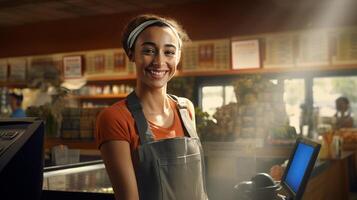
left=0, top=118, right=44, bottom=200
left=234, top=137, right=321, bottom=200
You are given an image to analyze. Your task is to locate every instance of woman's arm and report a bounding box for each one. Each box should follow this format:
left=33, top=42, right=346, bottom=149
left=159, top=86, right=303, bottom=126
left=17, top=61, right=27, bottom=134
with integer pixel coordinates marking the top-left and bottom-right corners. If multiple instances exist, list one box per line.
left=100, top=141, right=139, bottom=200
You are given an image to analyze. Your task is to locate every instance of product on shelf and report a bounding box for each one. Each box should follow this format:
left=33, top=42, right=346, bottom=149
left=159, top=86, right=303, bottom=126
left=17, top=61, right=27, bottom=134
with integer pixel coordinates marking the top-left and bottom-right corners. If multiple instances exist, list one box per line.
left=61, top=108, right=81, bottom=139
left=61, top=107, right=102, bottom=140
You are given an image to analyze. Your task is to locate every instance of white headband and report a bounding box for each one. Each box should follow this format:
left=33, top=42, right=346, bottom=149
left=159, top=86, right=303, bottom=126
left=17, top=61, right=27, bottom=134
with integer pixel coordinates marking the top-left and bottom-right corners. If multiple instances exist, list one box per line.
left=126, top=19, right=182, bottom=49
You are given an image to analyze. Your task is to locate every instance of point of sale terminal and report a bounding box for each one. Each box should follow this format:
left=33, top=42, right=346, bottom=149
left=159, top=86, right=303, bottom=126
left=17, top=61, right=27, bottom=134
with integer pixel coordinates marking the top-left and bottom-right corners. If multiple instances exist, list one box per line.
left=233, top=137, right=321, bottom=200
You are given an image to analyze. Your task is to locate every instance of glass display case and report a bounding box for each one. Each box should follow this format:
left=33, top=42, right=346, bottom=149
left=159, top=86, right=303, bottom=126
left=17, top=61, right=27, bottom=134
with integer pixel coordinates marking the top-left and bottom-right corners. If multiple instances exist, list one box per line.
left=43, top=160, right=113, bottom=194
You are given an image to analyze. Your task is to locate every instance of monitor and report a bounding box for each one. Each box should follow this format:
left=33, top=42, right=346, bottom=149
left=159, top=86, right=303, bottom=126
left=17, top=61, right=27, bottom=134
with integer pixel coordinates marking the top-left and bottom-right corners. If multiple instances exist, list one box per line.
left=0, top=118, right=44, bottom=200
left=280, top=137, right=321, bottom=200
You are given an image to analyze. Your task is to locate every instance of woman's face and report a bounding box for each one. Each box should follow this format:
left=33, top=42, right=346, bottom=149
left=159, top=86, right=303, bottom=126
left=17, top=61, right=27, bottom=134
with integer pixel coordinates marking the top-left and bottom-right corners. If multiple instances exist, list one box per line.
left=132, top=26, right=181, bottom=90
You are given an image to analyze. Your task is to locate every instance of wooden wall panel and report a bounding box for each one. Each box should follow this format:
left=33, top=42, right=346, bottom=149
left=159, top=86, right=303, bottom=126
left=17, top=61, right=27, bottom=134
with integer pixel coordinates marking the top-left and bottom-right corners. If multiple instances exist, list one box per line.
left=1, top=0, right=357, bottom=58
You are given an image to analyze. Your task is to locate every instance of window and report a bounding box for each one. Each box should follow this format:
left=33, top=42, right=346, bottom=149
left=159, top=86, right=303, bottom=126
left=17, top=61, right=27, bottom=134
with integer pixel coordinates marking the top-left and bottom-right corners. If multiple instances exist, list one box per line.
left=201, top=85, right=236, bottom=118
left=313, top=76, right=357, bottom=128
left=283, top=79, right=305, bottom=134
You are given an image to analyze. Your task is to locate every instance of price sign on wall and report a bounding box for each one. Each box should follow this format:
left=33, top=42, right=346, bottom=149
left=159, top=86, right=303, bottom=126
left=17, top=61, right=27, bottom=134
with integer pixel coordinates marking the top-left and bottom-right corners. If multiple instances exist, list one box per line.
left=63, top=56, right=82, bottom=79
left=232, top=39, right=261, bottom=69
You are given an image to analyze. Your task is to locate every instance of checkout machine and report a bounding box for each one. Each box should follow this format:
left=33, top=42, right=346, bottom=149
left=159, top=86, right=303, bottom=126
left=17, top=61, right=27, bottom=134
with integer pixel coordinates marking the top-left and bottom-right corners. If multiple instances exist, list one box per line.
left=234, top=137, right=321, bottom=200
left=0, top=118, right=44, bottom=200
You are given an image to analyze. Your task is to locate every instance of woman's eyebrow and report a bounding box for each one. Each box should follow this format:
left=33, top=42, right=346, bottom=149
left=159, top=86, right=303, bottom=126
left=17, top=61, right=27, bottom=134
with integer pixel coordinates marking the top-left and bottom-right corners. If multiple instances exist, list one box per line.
left=141, top=41, right=156, bottom=47
left=165, top=44, right=177, bottom=50
left=141, top=42, right=177, bottom=49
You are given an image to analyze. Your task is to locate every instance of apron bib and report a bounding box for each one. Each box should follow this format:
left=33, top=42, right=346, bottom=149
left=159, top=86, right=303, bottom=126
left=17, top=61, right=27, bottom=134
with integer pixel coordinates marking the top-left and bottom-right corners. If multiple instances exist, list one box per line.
left=126, top=92, right=208, bottom=200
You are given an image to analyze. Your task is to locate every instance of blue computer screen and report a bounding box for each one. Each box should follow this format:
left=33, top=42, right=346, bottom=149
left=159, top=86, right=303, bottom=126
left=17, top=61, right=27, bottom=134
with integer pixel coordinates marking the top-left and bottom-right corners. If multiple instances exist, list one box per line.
left=284, top=142, right=314, bottom=193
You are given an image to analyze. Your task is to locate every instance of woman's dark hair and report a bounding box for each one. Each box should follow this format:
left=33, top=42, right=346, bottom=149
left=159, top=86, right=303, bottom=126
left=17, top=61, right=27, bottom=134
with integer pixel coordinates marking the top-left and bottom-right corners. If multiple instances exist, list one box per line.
left=121, top=14, right=189, bottom=59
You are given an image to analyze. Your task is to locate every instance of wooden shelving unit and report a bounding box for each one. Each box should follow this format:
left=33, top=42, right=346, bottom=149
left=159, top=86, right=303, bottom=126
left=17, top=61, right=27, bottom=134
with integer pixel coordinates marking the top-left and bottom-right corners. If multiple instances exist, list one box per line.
left=80, top=64, right=357, bottom=83
left=176, top=64, right=357, bottom=77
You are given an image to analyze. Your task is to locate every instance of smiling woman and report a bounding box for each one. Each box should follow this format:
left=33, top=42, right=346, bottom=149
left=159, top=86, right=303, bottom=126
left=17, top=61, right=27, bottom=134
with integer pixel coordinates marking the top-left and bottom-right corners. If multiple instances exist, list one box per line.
left=133, top=26, right=180, bottom=90
left=95, top=14, right=208, bottom=200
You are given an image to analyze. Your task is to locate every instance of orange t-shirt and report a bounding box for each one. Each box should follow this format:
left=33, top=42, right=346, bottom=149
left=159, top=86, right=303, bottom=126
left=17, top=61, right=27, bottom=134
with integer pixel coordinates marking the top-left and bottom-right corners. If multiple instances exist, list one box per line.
left=95, top=98, right=186, bottom=154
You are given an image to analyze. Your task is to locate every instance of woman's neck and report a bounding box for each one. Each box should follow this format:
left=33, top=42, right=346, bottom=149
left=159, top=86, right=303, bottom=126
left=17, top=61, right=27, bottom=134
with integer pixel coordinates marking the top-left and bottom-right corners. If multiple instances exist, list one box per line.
left=135, top=84, right=170, bottom=114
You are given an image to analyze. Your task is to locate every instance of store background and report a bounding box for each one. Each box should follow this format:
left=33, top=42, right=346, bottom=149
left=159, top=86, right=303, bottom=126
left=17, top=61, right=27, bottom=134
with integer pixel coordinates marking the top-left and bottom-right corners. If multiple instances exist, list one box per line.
left=1, top=0, right=357, bottom=200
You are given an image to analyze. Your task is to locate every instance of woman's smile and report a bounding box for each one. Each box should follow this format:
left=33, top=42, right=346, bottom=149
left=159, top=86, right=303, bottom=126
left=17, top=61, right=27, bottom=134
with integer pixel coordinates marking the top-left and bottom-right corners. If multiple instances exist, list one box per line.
left=145, top=68, right=169, bottom=79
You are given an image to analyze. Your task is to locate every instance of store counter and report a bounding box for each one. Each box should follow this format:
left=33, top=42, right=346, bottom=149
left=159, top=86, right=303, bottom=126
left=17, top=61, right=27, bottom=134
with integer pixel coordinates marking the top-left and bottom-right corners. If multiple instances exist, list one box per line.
left=41, top=144, right=354, bottom=200
left=302, top=151, right=354, bottom=200
left=42, top=160, right=114, bottom=200
left=202, top=142, right=355, bottom=200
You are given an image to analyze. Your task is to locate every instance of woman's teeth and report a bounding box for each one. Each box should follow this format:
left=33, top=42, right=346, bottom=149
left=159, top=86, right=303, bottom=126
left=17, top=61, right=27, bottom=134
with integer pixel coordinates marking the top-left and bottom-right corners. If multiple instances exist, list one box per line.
left=147, top=69, right=167, bottom=77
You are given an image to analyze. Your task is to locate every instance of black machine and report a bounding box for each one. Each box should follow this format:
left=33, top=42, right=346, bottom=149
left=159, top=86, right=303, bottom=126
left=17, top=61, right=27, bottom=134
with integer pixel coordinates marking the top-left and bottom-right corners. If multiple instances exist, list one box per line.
left=234, top=137, right=321, bottom=200
left=0, top=118, right=44, bottom=200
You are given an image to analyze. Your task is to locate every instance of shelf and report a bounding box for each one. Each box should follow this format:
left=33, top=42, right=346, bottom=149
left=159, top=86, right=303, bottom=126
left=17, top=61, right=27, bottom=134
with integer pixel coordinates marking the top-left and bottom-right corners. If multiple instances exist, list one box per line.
left=176, top=64, right=357, bottom=77
left=82, top=64, right=357, bottom=82
left=2, top=64, right=355, bottom=88
left=45, top=138, right=97, bottom=149
left=66, top=94, right=127, bottom=100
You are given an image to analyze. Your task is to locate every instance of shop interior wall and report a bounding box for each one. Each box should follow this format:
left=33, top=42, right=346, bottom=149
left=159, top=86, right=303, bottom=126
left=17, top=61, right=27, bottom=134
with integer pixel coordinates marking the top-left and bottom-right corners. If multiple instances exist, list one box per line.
left=1, top=0, right=357, bottom=58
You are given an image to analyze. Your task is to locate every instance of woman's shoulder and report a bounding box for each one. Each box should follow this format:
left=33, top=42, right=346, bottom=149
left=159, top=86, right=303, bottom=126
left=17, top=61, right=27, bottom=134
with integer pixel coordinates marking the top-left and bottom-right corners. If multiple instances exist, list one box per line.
left=97, top=99, right=132, bottom=122
left=95, top=98, right=138, bottom=148
left=168, top=95, right=193, bottom=106
left=168, top=95, right=195, bottom=116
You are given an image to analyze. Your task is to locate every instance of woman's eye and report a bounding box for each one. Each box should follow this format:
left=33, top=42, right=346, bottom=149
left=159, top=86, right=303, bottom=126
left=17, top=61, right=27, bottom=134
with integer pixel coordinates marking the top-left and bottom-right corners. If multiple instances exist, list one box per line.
left=165, top=51, right=176, bottom=56
left=142, top=48, right=156, bottom=55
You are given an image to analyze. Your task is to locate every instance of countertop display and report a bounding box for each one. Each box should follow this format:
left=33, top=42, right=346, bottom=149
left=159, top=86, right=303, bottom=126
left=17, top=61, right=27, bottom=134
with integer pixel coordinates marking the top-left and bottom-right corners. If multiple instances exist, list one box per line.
left=43, top=160, right=113, bottom=194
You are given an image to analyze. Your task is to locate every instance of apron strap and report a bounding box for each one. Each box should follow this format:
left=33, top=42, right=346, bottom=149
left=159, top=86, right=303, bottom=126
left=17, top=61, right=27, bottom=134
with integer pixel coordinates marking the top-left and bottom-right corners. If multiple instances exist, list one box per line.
left=126, top=91, right=154, bottom=144
left=168, top=94, right=198, bottom=138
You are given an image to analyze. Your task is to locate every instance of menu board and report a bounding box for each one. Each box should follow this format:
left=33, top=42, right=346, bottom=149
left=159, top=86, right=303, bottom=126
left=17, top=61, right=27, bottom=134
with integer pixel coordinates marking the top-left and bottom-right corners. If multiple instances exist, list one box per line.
left=0, top=60, right=8, bottom=81
left=8, top=58, right=27, bottom=81
left=232, top=39, right=260, bottom=69
left=264, top=33, right=295, bottom=68
left=297, top=31, right=329, bottom=66
left=182, top=39, right=230, bottom=72
left=333, top=29, right=357, bottom=64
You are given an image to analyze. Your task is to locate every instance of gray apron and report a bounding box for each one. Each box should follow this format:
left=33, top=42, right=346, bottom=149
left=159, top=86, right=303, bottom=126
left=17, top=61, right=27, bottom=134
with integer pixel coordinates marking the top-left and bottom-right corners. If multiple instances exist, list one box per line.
left=126, top=91, right=208, bottom=200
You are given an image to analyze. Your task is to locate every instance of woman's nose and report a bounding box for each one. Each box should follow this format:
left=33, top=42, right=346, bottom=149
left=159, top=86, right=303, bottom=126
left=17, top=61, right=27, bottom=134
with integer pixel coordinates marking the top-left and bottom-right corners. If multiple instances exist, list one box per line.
left=153, top=51, right=165, bottom=66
